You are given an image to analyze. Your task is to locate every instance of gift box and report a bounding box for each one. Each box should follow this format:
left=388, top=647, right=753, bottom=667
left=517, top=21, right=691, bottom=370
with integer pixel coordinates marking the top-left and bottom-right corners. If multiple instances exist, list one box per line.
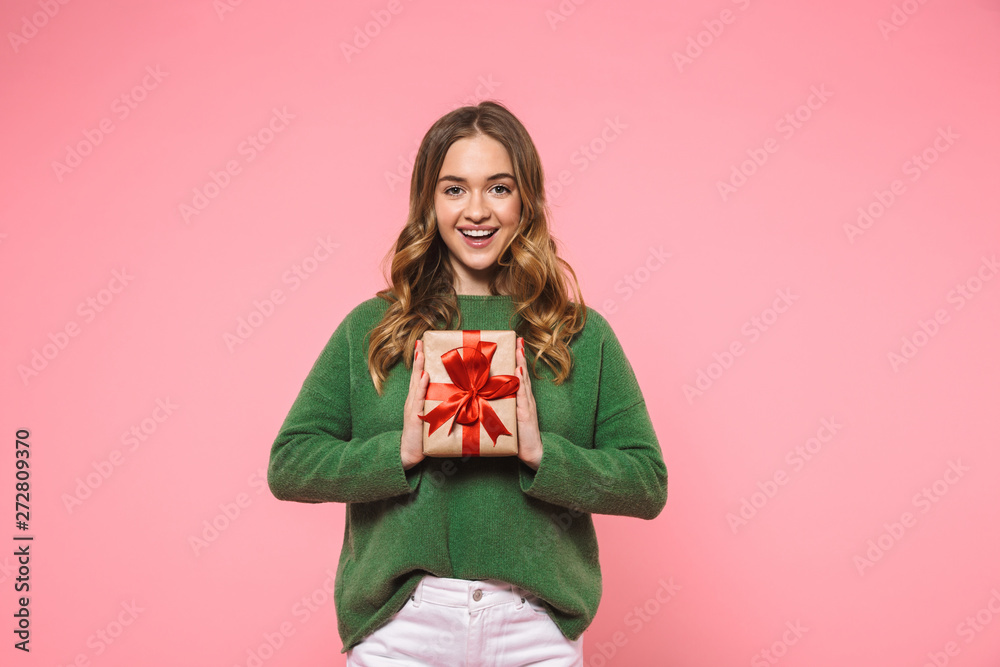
left=419, top=330, right=519, bottom=457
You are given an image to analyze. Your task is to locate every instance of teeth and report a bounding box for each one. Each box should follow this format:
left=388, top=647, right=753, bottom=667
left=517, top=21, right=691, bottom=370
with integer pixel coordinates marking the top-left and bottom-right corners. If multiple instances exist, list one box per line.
left=461, top=229, right=496, bottom=238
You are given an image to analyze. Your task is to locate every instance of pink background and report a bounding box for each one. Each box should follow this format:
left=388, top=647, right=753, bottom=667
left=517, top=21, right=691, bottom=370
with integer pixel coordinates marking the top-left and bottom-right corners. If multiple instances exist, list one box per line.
left=3, top=0, right=999, bottom=665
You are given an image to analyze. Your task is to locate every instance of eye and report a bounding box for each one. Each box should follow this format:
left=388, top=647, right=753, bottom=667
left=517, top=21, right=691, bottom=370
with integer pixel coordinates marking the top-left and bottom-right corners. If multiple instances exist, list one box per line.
left=443, top=186, right=463, bottom=196
left=491, top=184, right=512, bottom=195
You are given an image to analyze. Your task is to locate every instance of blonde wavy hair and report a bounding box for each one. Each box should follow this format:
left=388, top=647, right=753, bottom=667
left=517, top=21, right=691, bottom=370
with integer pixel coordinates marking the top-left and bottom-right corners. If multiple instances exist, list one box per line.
left=368, top=100, right=586, bottom=395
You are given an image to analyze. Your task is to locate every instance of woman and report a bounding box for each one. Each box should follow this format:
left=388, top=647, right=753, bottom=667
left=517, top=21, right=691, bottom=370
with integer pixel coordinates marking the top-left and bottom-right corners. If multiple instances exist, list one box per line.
left=268, top=100, right=667, bottom=666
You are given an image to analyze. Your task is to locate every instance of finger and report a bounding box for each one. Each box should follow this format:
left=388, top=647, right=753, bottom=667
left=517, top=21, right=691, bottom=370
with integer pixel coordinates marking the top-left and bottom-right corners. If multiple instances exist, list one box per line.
left=409, top=341, right=420, bottom=383
left=406, top=343, right=427, bottom=417
left=517, top=355, right=531, bottom=393
left=515, top=355, right=527, bottom=394
left=416, top=369, right=429, bottom=401
left=411, top=341, right=427, bottom=387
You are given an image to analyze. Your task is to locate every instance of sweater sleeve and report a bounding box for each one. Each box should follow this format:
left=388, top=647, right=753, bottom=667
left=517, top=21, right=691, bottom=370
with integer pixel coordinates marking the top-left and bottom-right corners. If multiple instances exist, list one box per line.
left=267, top=310, right=421, bottom=504
left=518, top=318, right=667, bottom=520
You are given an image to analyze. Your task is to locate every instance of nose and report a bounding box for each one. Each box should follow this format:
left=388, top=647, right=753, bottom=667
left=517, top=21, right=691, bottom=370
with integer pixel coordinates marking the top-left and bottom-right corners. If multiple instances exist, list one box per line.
left=465, top=190, right=490, bottom=223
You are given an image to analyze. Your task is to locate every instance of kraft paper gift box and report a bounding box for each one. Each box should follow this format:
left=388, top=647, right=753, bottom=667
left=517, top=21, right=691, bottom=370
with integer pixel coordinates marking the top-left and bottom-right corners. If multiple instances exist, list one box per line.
left=419, top=330, right=519, bottom=457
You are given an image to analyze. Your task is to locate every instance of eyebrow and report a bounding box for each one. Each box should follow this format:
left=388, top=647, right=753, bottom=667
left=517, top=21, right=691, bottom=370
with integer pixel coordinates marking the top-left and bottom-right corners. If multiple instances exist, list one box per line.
left=437, top=172, right=515, bottom=184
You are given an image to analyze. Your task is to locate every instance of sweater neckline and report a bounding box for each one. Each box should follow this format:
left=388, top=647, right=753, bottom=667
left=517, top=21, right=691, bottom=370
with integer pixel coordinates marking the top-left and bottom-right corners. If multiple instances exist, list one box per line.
left=454, top=294, right=513, bottom=300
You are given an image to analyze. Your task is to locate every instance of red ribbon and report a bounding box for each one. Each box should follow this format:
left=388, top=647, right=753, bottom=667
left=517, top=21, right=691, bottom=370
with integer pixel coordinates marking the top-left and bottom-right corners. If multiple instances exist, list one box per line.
left=419, top=330, right=520, bottom=456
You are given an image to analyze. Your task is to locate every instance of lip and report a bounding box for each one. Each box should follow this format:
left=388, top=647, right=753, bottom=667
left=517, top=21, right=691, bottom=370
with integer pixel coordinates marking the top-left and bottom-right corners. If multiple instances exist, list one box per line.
left=457, top=227, right=499, bottom=248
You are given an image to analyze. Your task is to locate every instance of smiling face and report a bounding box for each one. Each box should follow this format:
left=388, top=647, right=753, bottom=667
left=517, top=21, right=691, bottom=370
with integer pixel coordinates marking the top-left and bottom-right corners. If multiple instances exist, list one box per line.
left=434, top=134, right=522, bottom=296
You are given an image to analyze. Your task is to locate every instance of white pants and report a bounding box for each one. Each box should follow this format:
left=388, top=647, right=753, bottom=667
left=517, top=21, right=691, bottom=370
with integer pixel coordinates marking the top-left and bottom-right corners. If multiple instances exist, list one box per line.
left=345, top=575, right=584, bottom=666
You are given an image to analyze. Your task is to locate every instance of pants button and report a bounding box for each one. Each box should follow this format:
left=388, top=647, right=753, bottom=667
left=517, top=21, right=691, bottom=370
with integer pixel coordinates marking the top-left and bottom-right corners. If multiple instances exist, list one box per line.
left=472, top=589, right=483, bottom=601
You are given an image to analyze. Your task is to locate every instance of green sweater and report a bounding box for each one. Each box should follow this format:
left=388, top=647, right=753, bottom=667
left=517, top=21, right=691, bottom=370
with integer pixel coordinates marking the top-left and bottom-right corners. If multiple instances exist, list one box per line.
left=268, top=294, right=667, bottom=652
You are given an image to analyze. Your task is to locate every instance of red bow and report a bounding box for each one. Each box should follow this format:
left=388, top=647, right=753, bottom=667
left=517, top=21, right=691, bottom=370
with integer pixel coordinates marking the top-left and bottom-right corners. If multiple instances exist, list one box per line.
left=419, top=336, right=519, bottom=453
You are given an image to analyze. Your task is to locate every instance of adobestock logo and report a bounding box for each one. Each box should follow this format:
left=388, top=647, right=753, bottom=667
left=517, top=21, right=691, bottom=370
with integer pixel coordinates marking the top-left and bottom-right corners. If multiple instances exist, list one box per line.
left=0, top=557, right=17, bottom=585
left=683, top=288, right=799, bottom=403
left=385, top=75, right=502, bottom=193
left=726, top=417, right=844, bottom=534
left=518, top=471, right=616, bottom=568
left=179, top=106, right=295, bottom=223
left=62, top=398, right=179, bottom=514
left=55, top=600, right=144, bottom=666
left=878, top=0, right=932, bottom=39
left=339, top=0, right=415, bottom=63
left=716, top=85, right=833, bottom=202
left=17, top=267, right=135, bottom=386
left=188, top=469, right=268, bottom=557
left=585, top=577, right=681, bottom=667
left=451, top=75, right=501, bottom=110
left=750, top=620, right=809, bottom=667
left=887, top=254, right=996, bottom=372
left=235, top=567, right=346, bottom=666
left=853, top=460, right=970, bottom=576
left=223, top=236, right=338, bottom=353
left=384, top=136, right=421, bottom=193
left=51, top=65, right=168, bottom=182
left=672, top=0, right=754, bottom=73
left=544, top=116, right=628, bottom=203
left=922, top=588, right=1000, bottom=667
left=844, top=126, right=959, bottom=244
left=598, top=246, right=671, bottom=317
left=7, top=0, right=71, bottom=54
left=545, top=0, right=587, bottom=31
left=214, top=0, right=248, bottom=20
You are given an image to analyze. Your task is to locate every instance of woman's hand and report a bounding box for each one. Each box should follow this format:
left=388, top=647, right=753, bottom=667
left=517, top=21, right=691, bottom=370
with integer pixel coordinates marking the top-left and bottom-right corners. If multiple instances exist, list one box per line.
left=515, top=336, right=543, bottom=470
left=400, top=339, right=429, bottom=470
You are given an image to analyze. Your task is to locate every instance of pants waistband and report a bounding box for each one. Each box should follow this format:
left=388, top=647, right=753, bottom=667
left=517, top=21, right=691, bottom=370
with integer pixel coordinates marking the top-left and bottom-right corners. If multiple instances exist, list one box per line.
left=411, top=575, right=536, bottom=612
